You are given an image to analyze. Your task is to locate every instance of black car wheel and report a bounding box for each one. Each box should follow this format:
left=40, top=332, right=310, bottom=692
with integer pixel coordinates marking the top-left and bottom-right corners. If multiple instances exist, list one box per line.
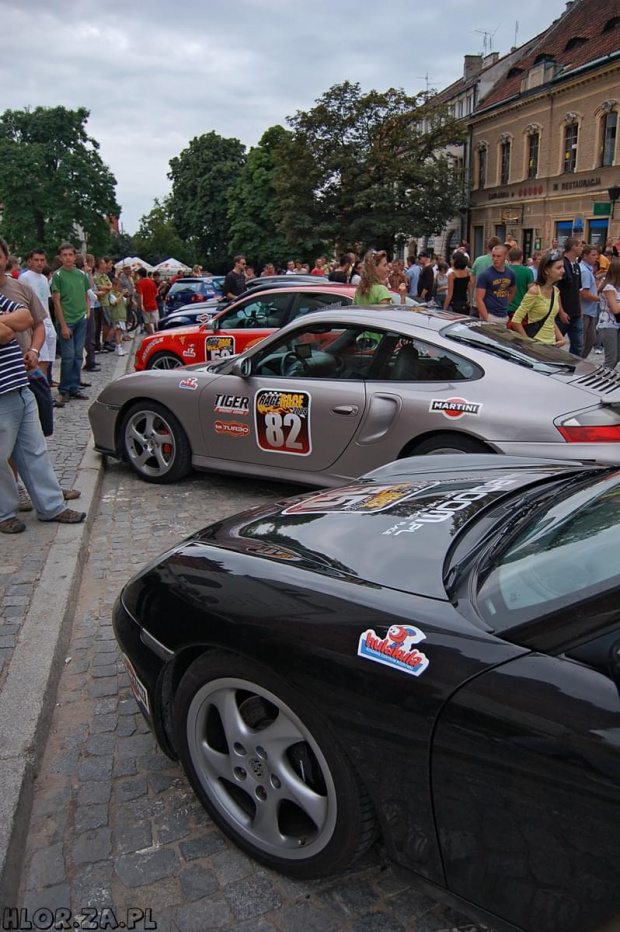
left=174, top=652, right=376, bottom=878
left=120, top=401, right=191, bottom=483
left=147, top=351, right=184, bottom=370
left=412, top=433, right=492, bottom=456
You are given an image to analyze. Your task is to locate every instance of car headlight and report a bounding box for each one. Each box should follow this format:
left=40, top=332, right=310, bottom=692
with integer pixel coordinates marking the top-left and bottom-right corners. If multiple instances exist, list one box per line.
left=555, top=407, right=620, bottom=442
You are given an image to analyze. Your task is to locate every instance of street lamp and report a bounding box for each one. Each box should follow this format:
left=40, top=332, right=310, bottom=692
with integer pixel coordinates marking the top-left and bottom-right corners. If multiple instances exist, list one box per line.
left=609, top=185, right=620, bottom=220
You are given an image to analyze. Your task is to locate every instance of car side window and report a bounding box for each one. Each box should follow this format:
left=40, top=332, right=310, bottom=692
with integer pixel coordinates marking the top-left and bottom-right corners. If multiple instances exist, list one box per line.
left=218, top=294, right=292, bottom=329
left=291, top=292, right=352, bottom=321
left=378, top=336, right=482, bottom=382
left=251, top=324, right=389, bottom=379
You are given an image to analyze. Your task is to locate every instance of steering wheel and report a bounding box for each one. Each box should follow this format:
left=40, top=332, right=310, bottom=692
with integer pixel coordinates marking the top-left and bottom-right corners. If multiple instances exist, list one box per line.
left=241, top=307, right=269, bottom=325
left=280, top=351, right=308, bottom=377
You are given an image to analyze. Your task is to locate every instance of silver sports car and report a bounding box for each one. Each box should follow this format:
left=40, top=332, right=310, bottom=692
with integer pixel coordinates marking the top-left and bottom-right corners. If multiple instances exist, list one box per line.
left=89, top=307, right=620, bottom=484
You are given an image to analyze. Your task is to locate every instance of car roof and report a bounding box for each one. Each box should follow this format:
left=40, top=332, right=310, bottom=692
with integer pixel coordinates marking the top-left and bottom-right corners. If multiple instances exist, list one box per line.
left=286, top=305, right=464, bottom=331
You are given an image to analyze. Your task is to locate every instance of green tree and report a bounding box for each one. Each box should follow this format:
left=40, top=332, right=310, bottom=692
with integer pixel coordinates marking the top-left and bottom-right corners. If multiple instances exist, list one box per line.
left=228, top=125, right=326, bottom=269
left=274, top=81, right=466, bottom=253
left=109, top=230, right=137, bottom=263
left=133, top=198, right=196, bottom=266
left=168, top=132, right=245, bottom=272
left=0, top=106, right=119, bottom=256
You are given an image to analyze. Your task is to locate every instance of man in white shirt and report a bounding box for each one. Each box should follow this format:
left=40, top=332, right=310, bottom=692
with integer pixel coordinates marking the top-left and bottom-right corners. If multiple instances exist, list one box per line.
left=19, top=249, right=57, bottom=383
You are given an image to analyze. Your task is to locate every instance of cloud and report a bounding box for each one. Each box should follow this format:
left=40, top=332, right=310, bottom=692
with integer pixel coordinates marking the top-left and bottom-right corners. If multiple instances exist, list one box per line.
left=3, top=0, right=568, bottom=233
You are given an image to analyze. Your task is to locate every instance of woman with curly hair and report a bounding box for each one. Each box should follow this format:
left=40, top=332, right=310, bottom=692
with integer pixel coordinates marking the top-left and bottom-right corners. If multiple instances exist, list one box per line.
left=353, top=251, right=407, bottom=306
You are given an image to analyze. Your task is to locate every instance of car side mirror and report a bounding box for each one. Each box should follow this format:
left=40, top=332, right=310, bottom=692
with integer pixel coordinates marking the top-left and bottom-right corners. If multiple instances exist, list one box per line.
left=608, top=637, right=620, bottom=695
left=231, top=358, right=251, bottom=378
left=201, top=319, right=217, bottom=332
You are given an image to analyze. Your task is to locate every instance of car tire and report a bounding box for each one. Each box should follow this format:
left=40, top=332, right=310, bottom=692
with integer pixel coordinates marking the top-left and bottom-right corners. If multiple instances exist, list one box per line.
left=147, top=351, right=184, bottom=370
left=120, top=401, right=192, bottom=483
left=174, top=651, right=376, bottom=878
left=411, top=433, right=493, bottom=456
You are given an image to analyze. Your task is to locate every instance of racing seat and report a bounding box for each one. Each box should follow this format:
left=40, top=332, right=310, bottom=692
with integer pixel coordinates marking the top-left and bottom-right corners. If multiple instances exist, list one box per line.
left=391, top=342, right=423, bottom=381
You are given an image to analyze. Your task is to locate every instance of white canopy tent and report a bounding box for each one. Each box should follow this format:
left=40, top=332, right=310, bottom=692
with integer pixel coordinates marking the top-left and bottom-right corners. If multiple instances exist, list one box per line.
left=114, top=256, right=154, bottom=271
left=154, top=258, right=188, bottom=275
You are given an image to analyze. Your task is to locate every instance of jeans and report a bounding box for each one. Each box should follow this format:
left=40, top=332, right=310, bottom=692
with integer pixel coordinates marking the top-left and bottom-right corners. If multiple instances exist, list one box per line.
left=0, top=387, right=65, bottom=522
left=582, top=315, right=598, bottom=359
left=85, top=307, right=98, bottom=368
left=599, top=329, right=620, bottom=369
left=58, top=316, right=87, bottom=395
left=558, top=315, right=584, bottom=357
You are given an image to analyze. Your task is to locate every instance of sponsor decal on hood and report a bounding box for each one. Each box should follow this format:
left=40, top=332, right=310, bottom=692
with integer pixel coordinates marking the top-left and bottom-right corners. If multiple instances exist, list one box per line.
left=358, top=624, right=429, bottom=677
left=430, top=398, right=482, bottom=418
left=179, top=377, right=198, bottom=391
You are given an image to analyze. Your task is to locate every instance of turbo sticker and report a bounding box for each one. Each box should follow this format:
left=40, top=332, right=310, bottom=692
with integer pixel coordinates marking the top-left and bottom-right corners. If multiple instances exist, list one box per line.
left=214, top=419, right=250, bottom=438
left=283, top=481, right=439, bottom=516
left=255, top=389, right=311, bottom=456
left=205, top=335, right=235, bottom=361
left=214, top=394, right=249, bottom=415
left=358, top=625, right=429, bottom=678
left=430, top=398, right=482, bottom=419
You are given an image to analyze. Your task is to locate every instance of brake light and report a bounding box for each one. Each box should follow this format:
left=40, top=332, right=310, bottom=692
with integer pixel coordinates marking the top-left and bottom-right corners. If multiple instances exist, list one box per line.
left=557, top=425, right=620, bottom=442
left=191, top=294, right=202, bottom=302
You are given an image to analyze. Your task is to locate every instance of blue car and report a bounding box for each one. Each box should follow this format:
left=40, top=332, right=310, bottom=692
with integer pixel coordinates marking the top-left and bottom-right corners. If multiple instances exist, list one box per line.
left=163, top=278, right=220, bottom=314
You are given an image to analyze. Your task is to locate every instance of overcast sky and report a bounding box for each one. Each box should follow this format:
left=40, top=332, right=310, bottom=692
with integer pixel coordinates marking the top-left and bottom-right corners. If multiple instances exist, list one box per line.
left=3, top=0, right=569, bottom=234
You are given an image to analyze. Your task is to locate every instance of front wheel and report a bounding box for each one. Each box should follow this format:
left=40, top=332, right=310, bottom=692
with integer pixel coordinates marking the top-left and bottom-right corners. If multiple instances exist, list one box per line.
left=411, top=433, right=492, bottom=456
left=147, top=351, right=184, bottom=371
left=174, top=652, right=376, bottom=878
left=120, top=401, right=192, bottom=483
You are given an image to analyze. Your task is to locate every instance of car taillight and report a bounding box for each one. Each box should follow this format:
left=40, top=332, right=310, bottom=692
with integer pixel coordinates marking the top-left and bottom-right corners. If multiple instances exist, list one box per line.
left=191, top=294, right=202, bottom=302
left=556, top=408, right=620, bottom=442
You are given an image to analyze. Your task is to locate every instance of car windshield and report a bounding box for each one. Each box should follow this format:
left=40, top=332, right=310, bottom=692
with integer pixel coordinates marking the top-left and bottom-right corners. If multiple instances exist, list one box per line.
left=444, top=321, right=577, bottom=372
left=477, top=471, right=620, bottom=630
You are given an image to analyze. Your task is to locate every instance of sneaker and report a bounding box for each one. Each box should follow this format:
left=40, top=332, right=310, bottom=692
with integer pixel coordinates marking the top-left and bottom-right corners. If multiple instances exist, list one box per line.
left=18, top=487, right=33, bottom=512
left=0, top=516, right=26, bottom=534
left=69, top=391, right=89, bottom=401
left=53, top=400, right=65, bottom=409
left=41, top=508, right=86, bottom=524
left=595, top=347, right=603, bottom=354
left=114, top=346, right=127, bottom=356
left=62, top=488, right=81, bottom=501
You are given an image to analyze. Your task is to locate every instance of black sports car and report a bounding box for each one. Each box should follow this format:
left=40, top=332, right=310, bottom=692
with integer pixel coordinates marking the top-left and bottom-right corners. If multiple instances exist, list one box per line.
left=114, top=456, right=620, bottom=932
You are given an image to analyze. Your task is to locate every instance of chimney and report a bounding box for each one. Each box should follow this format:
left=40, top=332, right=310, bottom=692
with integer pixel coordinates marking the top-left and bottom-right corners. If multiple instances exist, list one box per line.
left=483, top=51, right=500, bottom=67
left=463, top=54, right=483, bottom=80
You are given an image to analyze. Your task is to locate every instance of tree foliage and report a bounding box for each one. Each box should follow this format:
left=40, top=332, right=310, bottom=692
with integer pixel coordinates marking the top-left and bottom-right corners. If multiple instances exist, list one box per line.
left=168, top=132, right=245, bottom=272
left=0, top=106, right=119, bottom=256
left=133, top=198, right=196, bottom=266
left=274, top=82, right=466, bottom=253
left=228, top=125, right=326, bottom=268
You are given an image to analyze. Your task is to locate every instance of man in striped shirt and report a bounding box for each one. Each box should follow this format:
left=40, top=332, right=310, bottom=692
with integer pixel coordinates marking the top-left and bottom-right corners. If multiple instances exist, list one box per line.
left=0, top=291, right=86, bottom=533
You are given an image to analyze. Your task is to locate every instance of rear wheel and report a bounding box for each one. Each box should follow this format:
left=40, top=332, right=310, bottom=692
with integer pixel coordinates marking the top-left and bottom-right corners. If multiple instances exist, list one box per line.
left=174, top=652, right=376, bottom=878
left=147, top=351, right=184, bottom=371
left=120, top=401, right=191, bottom=483
left=411, top=433, right=492, bottom=456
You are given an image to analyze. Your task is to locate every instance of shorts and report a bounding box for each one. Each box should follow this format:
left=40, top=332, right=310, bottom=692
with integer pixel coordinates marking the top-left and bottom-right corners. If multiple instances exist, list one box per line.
left=113, top=319, right=126, bottom=331
left=143, top=310, right=159, bottom=325
left=39, top=317, right=57, bottom=363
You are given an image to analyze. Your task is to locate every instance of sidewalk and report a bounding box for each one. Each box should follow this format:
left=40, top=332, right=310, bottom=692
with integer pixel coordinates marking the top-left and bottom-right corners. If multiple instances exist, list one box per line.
left=0, top=339, right=136, bottom=906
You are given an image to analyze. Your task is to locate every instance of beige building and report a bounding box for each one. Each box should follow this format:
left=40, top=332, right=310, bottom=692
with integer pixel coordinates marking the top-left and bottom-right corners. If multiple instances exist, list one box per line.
left=468, top=0, right=620, bottom=258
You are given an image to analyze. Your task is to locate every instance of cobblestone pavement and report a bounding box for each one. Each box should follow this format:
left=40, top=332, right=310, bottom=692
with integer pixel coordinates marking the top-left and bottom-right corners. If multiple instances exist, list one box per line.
left=0, top=345, right=129, bottom=693
left=16, top=454, right=492, bottom=930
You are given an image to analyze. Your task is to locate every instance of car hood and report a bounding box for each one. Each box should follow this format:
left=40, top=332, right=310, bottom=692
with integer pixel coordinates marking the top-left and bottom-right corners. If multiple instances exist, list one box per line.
left=192, top=456, right=590, bottom=601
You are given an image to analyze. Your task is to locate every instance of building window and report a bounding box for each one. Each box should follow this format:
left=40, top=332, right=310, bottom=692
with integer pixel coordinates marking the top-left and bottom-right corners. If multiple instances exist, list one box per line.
left=563, top=123, right=578, bottom=173
left=500, top=140, right=511, bottom=185
left=458, top=99, right=464, bottom=118
left=478, top=147, right=487, bottom=189
left=601, top=110, right=617, bottom=167
left=527, top=132, right=539, bottom=178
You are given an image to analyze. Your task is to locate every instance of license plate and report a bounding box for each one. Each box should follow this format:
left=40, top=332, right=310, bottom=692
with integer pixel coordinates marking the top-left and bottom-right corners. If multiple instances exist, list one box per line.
left=122, top=653, right=150, bottom=715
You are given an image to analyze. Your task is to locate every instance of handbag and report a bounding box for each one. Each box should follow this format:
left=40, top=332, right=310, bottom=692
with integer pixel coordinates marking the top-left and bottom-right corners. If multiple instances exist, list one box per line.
left=523, top=288, right=555, bottom=338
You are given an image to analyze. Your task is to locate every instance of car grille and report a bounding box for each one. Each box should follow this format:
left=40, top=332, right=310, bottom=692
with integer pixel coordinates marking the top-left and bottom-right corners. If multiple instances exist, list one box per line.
left=571, top=367, right=620, bottom=395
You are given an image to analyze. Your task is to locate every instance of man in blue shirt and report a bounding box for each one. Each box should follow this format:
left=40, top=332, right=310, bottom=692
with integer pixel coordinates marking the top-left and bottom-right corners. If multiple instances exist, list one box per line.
left=475, top=245, right=516, bottom=321
left=580, top=244, right=600, bottom=358
left=405, top=256, right=420, bottom=297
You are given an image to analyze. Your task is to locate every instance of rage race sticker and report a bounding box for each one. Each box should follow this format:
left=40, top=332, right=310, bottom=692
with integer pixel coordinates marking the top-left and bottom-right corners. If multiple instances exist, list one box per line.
left=282, top=481, right=439, bottom=516
left=214, top=419, right=250, bottom=438
left=429, top=398, right=482, bottom=419
left=255, top=389, right=311, bottom=456
left=179, top=376, right=198, bottom=391
left=205, top=335, right=235, bottom=361
left=358, top=624, right=429, bottom=678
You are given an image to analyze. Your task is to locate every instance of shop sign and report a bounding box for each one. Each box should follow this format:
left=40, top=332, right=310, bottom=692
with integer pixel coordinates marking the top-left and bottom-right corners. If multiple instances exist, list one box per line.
left=593, top=202, right=611, bottom=216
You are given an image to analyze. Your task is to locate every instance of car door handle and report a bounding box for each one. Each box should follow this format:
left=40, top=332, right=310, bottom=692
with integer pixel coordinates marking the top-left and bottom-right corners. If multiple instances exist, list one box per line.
left=332, top=405, right=359, bottom=415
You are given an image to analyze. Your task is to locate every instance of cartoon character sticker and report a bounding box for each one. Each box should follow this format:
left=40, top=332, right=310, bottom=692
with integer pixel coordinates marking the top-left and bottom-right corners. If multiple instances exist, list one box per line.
left=205, top=335, right=235, bottom=361
left=357, top=624, right=429, bottom=677
left=282, top=481, right=439, bottom=516
left=179, top=377, right=198, bottom=391
left=255, top=389, right=311, bottom=456
left=182, top=345, right=197, bottom=358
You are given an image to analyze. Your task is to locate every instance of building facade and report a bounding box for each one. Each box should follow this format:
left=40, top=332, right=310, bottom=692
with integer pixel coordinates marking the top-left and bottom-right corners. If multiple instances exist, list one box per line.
left=468, top=0, right=620, bottom=258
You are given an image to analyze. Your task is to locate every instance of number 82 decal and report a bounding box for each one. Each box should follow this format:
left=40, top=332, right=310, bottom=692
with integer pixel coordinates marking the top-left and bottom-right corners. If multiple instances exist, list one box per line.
left=255, top=389, right=312, bottom=456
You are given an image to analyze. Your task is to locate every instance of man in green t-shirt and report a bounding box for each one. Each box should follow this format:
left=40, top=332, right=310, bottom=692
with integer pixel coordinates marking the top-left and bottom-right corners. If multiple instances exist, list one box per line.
left=507, top=246, right=535, bottom=317
left=51, top=243, right=90, bottom=403
left=471, top=236, right=503, bottom=282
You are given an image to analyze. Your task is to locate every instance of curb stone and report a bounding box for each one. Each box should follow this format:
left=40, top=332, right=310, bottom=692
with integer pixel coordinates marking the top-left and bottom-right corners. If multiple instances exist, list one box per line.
left=0, top=345, right=136, bottom=908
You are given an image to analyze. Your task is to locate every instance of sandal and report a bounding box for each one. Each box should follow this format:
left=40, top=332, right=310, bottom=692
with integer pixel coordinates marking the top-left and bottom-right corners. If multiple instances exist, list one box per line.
left=42, top=509, right=86, bottom=524
left=0, top=517, right=26, bottom=534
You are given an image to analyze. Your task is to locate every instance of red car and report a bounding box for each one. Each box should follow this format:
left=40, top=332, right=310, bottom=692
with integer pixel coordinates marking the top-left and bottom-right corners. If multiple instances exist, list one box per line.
left=135, top=285, right=356, bottom=371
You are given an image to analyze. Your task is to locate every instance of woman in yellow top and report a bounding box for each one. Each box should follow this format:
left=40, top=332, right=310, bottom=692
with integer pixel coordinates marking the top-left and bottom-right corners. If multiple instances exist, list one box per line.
left=353, top=251, right=407, bottom=306
left=511, top=252, right=566, bottom=346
